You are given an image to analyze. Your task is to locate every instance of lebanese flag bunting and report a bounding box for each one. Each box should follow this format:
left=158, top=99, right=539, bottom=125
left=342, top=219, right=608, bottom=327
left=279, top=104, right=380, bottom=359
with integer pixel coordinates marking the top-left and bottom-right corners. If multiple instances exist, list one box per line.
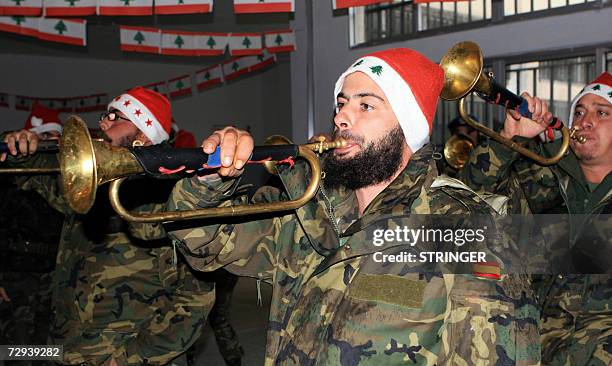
left=332, top=0, right=390, bottom=9
left=37, top=18, right=86, bottom=46
left=0, top=16, right=39, bottom=36
left=233, top=0, right=294, bottom=13
left=0, top=93, right=8, bottom=108
left=36, top=97, right=73, bottom=112
left=228, top=32, right=262, bottom=56
left=0, top=0, right=42, bottom=16
left=74, top=93, right=107, bottom=112
left=264, top=29, right=295, bottom=53
left=167, top=75, right=192, bottom=99
left=195, top=64, right=223, bottom=91
left=161, top=30, right=199, bottom=56
left=120, top=25, right=160, bottom=54
left=44, top=0, right=97, bottom=16
left=247, top=50, right=277, bottom=73
left=154, top=0, right=212, bottom=15
left=195, top=32, right=228, bottom=56
left=222, top=57, right=250, bottom=81
left=15, top=95, right=35, bottom=111
left=97, top=0, right=153, bottom=16
left=144, top=81, right=168, bottom=96
left=414, top=0, right=470, bottom=2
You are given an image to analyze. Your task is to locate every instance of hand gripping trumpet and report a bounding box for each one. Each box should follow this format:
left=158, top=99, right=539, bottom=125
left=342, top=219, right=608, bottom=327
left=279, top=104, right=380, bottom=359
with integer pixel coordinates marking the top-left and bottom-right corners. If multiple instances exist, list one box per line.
left=58, top=116, right=345, bottom=223
left=439, top=41, right=585, bottom=166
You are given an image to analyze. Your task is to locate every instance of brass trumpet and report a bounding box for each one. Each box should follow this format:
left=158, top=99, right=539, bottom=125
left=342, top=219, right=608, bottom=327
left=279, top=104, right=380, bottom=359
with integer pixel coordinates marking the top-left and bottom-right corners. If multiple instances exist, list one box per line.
left=58, top=116, right=345, bottom=223
left=0, top=140, right=61, bottom=174
left=444, top=134, right=474, bottom=170
left=439, top=41, right=585, bottom=166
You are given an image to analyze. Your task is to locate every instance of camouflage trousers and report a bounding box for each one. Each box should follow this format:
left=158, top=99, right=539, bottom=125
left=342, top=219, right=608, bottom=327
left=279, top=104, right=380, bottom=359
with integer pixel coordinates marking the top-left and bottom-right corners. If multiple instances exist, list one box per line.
left=0, top=271, right=53, bottom=366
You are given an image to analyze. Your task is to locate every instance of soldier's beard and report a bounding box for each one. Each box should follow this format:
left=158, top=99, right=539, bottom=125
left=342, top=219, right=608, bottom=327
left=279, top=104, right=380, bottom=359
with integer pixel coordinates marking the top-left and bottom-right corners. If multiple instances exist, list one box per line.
left=323, top=126, right=405, bottom=190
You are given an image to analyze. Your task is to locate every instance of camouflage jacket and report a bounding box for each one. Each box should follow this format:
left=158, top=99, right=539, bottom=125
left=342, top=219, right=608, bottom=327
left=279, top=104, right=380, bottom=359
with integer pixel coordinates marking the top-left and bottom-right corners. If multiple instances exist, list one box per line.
left=461, top=138, right=612, bottom=365
left=3, top=151, right=213, bottom=366
left=167, top=145, right=540, bottom=365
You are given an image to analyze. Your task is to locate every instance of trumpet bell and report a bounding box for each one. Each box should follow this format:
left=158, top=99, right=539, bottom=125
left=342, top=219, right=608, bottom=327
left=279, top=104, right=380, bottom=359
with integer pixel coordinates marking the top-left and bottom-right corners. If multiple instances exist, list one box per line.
left=440, top=41, right=485, bottom=101
left=444, top=134, right=474, bottom=170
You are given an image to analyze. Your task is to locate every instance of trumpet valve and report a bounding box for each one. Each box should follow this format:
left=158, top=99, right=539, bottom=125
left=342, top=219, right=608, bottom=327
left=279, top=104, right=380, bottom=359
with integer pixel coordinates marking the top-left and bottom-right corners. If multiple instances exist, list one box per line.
left=569, top=127, right=587, bottom=144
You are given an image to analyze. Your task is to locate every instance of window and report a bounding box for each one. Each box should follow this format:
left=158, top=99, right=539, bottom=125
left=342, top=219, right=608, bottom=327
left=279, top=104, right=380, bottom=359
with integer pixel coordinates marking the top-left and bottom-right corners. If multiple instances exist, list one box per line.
left=350, top=0, right=491, bottom=47
left=506, top=56, right=596, bottom=122
left=504, top=0, right=596, bottom=16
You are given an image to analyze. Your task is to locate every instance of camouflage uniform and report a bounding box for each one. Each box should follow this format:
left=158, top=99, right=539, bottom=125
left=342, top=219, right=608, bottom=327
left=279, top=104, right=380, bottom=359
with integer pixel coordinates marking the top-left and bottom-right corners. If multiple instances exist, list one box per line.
left=0, top=174, right=63, bottom=366
left=4, top=150, right=215, bottom=366
left=461, top=137, right=612, bottom=365
left=166, top=145, right=541, bottom=365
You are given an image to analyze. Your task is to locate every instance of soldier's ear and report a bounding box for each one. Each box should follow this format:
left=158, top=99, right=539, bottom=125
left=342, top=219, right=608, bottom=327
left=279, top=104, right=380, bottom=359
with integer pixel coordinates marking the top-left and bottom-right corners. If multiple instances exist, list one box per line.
left=134, top=131, right=153, bottom=146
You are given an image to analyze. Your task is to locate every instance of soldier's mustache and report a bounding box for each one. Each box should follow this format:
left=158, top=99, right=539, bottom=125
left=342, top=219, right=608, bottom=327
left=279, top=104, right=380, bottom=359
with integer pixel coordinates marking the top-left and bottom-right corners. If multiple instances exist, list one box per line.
left=332, top=130, right=364, bottom=146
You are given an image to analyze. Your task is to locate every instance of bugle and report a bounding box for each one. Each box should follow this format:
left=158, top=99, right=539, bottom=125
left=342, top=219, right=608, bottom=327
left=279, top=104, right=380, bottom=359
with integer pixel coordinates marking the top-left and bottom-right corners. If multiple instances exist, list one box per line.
left=59, top=116, right=346, bottom=223
left=0, top=140, right=60, bottom=174
left=439, top=41, right=585, bottom=166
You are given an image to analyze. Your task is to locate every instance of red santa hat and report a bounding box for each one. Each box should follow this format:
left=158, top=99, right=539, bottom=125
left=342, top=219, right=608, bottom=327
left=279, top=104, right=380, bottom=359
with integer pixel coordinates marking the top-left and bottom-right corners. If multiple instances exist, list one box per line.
left=173, top=129, right=197, bottom=148
left=24, top=102, right=62, bottom=135
left=334, top=48, right=444, bottom=152
left=107, top=87, right=172, bottom=144
left=568, top=71, right=612, bottom=128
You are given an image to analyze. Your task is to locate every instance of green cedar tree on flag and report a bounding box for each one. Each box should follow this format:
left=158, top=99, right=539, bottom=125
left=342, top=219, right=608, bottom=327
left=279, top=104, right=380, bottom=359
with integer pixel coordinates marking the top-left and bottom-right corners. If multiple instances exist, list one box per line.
left=167, top=74, right=192, bottom=99
left=194, top=32, right=228, bottom=56
left=44, top=0, right=96, bottom=16
left=120, top=25, right=160, bottom=53
left=0, top=0, right=42, bottom=16
left=332, top=0, right=391, bottom=10
left=233, top=0, right=294, bottom=13
left=264, top=28, right=295, bottom=53
left=74, top=93, right=107, bottom=112
left=15, top=95, right=35, bottom=111
left=222, top=57, right=250, bottom=81
left=195, top=64, right=223, bottom=91
left=228, top=32, right=262, bottom=56
left=97, top=0, right=153, bottom=16
left=36, top=97, right=73, bottom=112
left=144, top=81, right=168, bottom=96
left=161, top=30, right=199, bottom=56
left=0, top=15, right=39, bottom=36
left=37, top=17, right=86, bottom=46
left=154, top=0, right=212, bottom=15
left=0, top=92, right=8, bottom=108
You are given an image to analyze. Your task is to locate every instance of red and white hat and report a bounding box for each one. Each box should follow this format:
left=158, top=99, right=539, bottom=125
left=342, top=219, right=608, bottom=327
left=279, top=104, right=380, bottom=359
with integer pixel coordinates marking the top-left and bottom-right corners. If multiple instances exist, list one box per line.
left=568, top=71, right=612, bottom=128
left=334, top=48, right=444, bottom=152
left=107, top=87, right=172, bottom=144
left=24, top=102, right=63, bottom=135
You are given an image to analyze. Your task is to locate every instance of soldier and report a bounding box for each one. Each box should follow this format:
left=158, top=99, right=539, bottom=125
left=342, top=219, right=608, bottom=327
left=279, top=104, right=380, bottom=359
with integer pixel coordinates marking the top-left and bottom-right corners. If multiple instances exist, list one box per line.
left=1, top=87, right=214, bottom=366
left=461, top=72, right=612, bottom=365
left=165, top=48, right=540, bottom=364
left=0, top=105, right=64, bottom=366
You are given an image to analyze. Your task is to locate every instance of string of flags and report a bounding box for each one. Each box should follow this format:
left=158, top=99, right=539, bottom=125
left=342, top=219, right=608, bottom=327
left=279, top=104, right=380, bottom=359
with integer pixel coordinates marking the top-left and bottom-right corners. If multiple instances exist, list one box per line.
left=0, top=16, right=86, bottom=45
left=0, top=0, right=399, bottom=17
left=0, top=50, right=278, bottom=112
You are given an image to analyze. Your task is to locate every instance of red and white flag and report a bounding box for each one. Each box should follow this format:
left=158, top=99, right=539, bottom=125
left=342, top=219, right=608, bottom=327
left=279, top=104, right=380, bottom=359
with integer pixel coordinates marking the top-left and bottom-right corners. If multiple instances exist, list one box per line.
left=120, top=25, right=160, bottom=54
left=15, top=95, right=35, bottom=111
left=332, top=0, right=390, bottom=9
left=0, top=15, right=39, bottom=36
left=228, top=32, right=262, bottom=56
left=0, top=92, right=9, bottom=108
left=161, top=30, right=199, bottom=56
left=195, top=64, right=223, bottom=91
left=97, top=0, right=153, bottom=16
left=264, top=29, right=295, bottom=53
left=248, top=50, right=277, bottom=73
left=44, top=0, right=96, bottom=16
left=222, top=57, right=250, bottom=81
left=414, top=0, right=468, bottom=3
left=144, top=81, right=168, bottom=96
left=195, top=32, right=228, bottom=56
left=233, top=0, right=293, bottom=13
left=74, top=93, right=107, bottom=112
left=37, top=18, right=86, bottom=46
left=36, top=97, right=73, bottom=112
left=154, top=0, right=212, bottom=15
left=167, top=75, right=192, bottom=99
left=0, top=0, right=42, bottom=16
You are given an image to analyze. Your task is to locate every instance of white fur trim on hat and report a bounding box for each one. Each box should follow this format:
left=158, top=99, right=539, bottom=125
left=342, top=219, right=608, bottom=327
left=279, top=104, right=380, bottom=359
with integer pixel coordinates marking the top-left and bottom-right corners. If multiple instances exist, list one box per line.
left=107, top=94, right=169, bottom=144
left=334, top=56, right=430, bottom=153
left=28, top=116, right=62, bottom=135
left=567, top=81, right=612, bottom=128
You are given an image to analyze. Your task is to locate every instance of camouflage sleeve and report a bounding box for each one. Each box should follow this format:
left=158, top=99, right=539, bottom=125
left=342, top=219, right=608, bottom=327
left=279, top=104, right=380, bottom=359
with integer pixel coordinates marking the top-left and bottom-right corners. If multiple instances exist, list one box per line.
left=460, top=138, right=562, bottom=213
left=128, top=202, right=167, bottom=241
left=165, top=175, right=285, bottom=282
